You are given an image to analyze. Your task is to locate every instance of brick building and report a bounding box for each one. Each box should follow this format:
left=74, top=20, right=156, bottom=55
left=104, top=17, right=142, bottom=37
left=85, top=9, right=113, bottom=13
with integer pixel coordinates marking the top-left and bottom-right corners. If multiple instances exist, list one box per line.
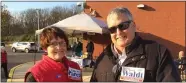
left=82, top=1, right=185, bottom=59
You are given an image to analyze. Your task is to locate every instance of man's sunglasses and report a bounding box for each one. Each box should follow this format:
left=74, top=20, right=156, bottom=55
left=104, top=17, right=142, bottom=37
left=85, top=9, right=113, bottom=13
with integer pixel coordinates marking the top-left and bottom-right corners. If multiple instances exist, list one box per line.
left=108, top=20, right=132, bottom=33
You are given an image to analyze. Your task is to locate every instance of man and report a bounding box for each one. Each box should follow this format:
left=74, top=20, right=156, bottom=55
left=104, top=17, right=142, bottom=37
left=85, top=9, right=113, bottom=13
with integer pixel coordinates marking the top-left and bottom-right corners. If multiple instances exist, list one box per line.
left=86, top=38, right=94, bottom=68
left=90, top=7, right=181, bottom=82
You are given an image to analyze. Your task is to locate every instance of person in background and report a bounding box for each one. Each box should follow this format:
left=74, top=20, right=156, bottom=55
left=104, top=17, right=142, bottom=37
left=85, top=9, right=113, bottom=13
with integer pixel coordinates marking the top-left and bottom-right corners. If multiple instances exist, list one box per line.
left=90, top=7, right=181, bottom=82
left=86, top=38, right=94, bottom=68
left=24, top=26, right=82, bottom=82
left=177, top=51, right=186, bottom=81
left=175, top=51, right=185, bottom=67
left=75, top=39, right=83, bottom=57
left=72, top=42, right=77, bottom=57
left=1, top=46, right=9, bottom=79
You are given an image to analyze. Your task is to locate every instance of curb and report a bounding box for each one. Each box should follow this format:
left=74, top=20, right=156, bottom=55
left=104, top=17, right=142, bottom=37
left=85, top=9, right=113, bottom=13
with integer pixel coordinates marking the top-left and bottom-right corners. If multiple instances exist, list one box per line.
left=7, top=62, right=33, bottom=82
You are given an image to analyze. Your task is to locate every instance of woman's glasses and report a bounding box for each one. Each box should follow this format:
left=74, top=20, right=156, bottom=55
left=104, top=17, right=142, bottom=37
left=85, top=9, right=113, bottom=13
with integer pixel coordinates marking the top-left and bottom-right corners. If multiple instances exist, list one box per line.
left=108, top=20, right=132, bottom=34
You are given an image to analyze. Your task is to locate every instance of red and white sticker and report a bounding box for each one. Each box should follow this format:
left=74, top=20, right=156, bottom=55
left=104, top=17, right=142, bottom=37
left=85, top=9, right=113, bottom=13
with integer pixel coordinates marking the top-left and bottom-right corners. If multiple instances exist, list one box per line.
left=120, top=67, right=145, bottom=82
left=68, top=67, right=81, bottom=80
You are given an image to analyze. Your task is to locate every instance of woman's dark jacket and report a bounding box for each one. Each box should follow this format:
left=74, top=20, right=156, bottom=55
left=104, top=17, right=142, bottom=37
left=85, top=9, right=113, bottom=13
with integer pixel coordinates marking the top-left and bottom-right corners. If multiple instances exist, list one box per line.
left=90, top=35, right=181, bottom=82
left=75, top=42, right=83, bottom=53
left=86, top=41, right=94, bottom=52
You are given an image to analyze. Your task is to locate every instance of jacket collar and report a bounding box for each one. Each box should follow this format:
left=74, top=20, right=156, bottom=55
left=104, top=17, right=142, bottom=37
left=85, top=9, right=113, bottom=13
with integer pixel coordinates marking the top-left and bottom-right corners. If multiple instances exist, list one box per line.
left=125, top=33, right=140, bottom=54
left=42, top=55, right=69, bottom=69
left=42, top=54, right=68, bottom=62
left=125, top=33, right=144, bottom=57
left=123, top=34, right=146, bottom=66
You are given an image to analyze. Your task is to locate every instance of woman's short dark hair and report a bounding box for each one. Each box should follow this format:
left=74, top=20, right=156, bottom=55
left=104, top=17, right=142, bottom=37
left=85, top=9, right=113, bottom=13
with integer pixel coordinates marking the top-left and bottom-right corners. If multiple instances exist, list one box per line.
left=40, top=26, right=69, bottom=49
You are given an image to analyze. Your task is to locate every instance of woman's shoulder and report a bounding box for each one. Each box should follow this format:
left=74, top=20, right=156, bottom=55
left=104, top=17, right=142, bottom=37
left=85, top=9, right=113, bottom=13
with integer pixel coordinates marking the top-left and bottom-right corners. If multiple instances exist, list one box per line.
left=68, top=60, right=81, bottom=69
left=30, top=60, right=47, bottom=71
left=33, top=60, right=43, bottom=66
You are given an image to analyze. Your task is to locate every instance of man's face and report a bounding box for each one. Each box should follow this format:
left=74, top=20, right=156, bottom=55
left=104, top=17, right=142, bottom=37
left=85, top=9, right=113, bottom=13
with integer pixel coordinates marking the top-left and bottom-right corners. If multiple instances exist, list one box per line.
left=107, top=13, right=136, bottom=48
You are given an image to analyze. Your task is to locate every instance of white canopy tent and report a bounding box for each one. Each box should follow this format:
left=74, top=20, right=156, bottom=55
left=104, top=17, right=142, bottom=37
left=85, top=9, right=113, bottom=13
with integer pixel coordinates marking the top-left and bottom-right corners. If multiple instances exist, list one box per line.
left=35, top=13, right=109, bottom=35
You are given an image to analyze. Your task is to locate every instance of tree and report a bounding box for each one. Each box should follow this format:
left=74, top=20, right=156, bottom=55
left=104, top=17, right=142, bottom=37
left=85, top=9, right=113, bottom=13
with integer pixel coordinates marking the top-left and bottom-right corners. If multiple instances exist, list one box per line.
left=20, top=9, right=38, bottom=34
left=1, top=5, right=12, bottom=36
left=1, top=4, right=83, bottom=42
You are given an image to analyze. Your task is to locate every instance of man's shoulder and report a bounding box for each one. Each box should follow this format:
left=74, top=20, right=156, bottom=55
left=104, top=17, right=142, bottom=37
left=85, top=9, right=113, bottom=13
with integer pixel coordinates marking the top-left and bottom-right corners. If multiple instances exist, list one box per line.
left=140, top=37, right=169, bottom=54
left=95, top=45, right=112, bottom=63
left=140, top=38, right=157, bottom=45
left=140, top=38, right=166, bottom=48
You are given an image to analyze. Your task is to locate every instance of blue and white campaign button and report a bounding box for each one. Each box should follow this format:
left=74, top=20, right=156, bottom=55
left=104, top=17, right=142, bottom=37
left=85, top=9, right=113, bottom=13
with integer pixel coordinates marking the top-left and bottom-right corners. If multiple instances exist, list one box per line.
left=120, top=67, right=145, bottom=82
left=68, top=67, right=81, bottom=80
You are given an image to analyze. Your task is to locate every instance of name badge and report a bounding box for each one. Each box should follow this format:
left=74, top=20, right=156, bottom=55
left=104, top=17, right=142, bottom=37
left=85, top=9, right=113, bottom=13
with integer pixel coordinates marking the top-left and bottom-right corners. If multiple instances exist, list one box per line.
left=120, top=67, right=145, bottom=82
left=68, top=67, right=81, bottom=80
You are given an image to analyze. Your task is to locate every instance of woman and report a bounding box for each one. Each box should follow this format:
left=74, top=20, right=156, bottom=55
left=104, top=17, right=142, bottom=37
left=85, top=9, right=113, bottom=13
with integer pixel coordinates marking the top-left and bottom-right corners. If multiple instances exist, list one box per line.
left=1, top=46, right=9, bottom=79
left=25, top=27, right=82, bottom=82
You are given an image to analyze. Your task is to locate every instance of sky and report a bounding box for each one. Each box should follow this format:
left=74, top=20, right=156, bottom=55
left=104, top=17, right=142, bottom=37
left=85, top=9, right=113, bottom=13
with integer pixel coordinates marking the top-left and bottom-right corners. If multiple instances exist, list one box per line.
left=2, top=1, right=80, bottom=13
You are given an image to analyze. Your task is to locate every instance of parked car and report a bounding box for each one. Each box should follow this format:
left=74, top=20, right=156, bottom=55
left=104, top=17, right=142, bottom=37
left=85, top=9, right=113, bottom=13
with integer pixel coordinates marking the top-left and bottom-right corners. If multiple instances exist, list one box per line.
left=11, top=42, right=38, bottom=53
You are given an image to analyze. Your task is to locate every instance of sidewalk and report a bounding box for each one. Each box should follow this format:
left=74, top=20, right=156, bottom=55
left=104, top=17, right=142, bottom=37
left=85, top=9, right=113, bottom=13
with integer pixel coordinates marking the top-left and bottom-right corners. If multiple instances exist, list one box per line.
left=6, top=61, right=93, bottom=82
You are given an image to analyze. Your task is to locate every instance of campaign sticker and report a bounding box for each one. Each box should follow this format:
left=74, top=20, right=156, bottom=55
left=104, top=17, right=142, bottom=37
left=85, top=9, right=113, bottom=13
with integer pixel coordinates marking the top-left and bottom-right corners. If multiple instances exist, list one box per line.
left=68, top=67, right=81, bottom=80
left=56, top=74, right=62, bottom=78
left=120, top=67, right=145, bottom=82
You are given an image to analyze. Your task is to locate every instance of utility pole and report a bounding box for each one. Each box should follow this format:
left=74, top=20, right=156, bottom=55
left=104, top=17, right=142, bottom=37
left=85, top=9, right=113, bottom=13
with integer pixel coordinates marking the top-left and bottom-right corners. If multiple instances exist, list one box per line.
left=37, top=9, right=40, bottom=52
left=34, top=9, right=40, bottom=65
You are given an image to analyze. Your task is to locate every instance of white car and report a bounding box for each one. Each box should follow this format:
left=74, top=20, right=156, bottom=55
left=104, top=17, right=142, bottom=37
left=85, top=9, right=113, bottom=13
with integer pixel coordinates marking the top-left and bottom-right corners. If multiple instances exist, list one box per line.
left=11, top=42, right=38, bottom=53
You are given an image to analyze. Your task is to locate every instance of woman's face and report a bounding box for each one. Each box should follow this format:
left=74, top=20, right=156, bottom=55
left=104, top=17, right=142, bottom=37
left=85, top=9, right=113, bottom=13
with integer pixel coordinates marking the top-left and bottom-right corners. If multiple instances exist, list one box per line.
left=47, top=37, right=67, bottom=61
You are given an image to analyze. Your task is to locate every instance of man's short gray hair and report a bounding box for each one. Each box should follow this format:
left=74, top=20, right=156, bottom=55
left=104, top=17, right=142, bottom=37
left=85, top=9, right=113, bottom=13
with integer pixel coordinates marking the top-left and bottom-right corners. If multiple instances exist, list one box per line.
left=107, top=7, right=133, bottom=21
